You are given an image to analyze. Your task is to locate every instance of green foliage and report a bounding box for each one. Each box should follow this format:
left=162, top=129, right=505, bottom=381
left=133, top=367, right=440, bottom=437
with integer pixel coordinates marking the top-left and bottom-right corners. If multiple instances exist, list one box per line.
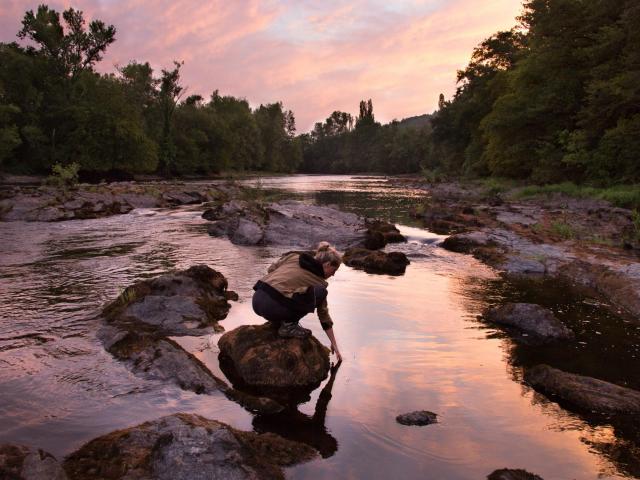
left=631, top=210, right=640, bottom=242
left=515, top=182, right=640, bottom=209
left=550, top=220, right=575, bottom=240
left=46, top=162, right=79, bottom=189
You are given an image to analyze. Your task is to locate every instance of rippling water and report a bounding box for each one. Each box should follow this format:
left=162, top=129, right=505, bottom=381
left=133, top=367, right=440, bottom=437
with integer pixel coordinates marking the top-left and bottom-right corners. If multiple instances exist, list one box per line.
left=1, top=175, right=639, bottom=479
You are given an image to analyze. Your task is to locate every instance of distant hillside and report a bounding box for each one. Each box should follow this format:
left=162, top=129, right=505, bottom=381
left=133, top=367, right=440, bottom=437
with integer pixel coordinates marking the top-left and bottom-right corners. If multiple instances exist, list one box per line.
left=395, top=114, right=432, bottom=130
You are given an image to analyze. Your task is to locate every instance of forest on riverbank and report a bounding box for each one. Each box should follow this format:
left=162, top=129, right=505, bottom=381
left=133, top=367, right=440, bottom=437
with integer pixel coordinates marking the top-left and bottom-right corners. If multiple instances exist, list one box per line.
left=0, top=1, right=638, bottom=184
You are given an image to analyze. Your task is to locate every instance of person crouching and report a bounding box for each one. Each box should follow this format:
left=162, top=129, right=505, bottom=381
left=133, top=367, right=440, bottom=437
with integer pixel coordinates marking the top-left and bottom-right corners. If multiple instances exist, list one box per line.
left=252, top=241, right=342, bottom=361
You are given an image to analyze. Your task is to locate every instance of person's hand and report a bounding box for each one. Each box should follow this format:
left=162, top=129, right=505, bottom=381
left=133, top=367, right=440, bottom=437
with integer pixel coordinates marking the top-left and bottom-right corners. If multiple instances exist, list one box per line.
left=331, top=344, right=342, bottom=362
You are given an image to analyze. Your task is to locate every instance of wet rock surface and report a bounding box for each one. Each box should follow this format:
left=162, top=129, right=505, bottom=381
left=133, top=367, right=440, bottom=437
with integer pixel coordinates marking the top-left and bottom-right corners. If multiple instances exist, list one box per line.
left=63, top=413, right=316, bottom=480
left=218, top=323, right=330, bottom=392
left=102, top=264, right=232, bottom=336
left=395, top=410, right=438, bottom=426
left=487, top=468, right=544, bottom=480
left=0, top=444, right=67, bottom=480
left=408, top=181, right=640, bottom=320
left=99, top=266, right=281, bottom=413
left=484, top=303, right=574, bottom=342
left=343, top=248, right=410, bottom=275
left=524, top=364, right=640, bottom=414
left=0, top=182, right=230, bottom=222
left=204, top=199, right=408, bottom=250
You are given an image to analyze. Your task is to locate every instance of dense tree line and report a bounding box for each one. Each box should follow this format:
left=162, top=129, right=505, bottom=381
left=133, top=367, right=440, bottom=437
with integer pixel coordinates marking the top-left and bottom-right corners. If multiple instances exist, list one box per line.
left=0, top=5, right=301, bottom=178
left=302, top=0, right=639, bottom=184
left=427, top=0, right=640, bottom=184
left=299, top=101, right=431, bottom=174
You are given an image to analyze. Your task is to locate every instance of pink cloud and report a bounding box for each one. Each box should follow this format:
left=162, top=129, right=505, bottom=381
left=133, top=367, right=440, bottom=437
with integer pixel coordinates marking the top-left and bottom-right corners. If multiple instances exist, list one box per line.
left=1, top=0, right=522, bottom=131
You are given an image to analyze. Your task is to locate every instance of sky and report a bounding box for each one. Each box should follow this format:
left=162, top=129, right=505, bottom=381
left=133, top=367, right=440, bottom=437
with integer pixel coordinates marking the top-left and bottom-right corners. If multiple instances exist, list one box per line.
left=0, top=1, right=523, bottom=132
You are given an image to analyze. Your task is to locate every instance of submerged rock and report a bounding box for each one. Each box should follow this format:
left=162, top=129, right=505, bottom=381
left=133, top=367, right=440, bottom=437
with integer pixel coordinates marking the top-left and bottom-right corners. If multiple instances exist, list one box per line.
left=63, top=413, right=316, bottom=480
left=484, top=303, right=573, bottom=342
left=0, top=444, right=67, bottom=480
left=100, top=328, right=226, bottom=394
left=103, top=264, right=232, bottom=336
left=218, top=323, right=330, bottom=390
left=487, top=469, right=544, bottom=480
left=343, top=248, right=410, bottom=275
left=396, top=410, right=438, bottom=426
left=524, top=364, right=640, bottom=414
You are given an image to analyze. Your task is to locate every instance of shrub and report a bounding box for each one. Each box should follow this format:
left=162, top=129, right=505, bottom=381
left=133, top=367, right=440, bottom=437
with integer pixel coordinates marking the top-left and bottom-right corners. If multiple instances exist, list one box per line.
left=46, top=162, right=80, bottom=190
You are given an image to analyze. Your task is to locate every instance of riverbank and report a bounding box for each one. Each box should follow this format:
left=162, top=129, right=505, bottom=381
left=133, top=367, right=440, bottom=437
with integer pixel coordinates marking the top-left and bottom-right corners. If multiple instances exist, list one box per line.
left=394, top=177, right=640, bottom=320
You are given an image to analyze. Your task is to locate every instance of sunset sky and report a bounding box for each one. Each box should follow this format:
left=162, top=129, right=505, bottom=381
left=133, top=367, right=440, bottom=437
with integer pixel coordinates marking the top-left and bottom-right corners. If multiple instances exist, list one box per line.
left=0, top=1, right=522, bottom=131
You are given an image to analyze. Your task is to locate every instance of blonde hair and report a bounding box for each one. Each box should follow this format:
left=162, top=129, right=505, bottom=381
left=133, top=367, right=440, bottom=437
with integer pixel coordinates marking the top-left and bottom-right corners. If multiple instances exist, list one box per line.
left=315, top=241, right=342, bottom=266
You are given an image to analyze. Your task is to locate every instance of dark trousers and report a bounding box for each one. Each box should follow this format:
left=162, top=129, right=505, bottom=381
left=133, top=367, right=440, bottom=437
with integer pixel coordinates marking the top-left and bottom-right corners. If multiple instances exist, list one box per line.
left=252, top=286, right=327, bottom=325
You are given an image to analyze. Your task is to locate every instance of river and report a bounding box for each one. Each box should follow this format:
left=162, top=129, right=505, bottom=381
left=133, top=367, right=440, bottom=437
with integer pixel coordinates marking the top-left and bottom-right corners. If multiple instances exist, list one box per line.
left=1, top=175, right=638, bottom=479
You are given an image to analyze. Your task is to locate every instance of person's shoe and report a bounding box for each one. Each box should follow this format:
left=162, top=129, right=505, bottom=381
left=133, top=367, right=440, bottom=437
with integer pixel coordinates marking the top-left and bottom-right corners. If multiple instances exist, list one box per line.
left=278, top=322, right=311, bottom=339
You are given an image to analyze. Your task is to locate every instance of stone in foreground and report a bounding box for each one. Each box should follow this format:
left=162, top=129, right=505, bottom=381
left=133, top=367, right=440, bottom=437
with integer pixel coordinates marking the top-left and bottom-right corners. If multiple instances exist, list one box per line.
left=395, top=410, right=438, bottom=426
left=63, top=413, right=316, bottom=480
left=487, top=468, right=544, bottom=480
left=524, top=364, right=640, bottom=414
left=0, top=444, right=67, bottom=480
left=484, top=303, right=573, bottom=342
left=218, top=323, right=330, bottom=389
left=343, top=248, right=410, bottom=275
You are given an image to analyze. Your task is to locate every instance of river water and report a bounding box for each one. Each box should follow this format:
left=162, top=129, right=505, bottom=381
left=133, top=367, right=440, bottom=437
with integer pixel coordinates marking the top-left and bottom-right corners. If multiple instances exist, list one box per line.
left=1, top=175, right=639, bottom=479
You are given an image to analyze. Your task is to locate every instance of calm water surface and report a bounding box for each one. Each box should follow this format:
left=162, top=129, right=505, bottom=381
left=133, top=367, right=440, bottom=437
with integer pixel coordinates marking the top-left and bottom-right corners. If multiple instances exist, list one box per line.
left=1, top=175, right=639, bottom=479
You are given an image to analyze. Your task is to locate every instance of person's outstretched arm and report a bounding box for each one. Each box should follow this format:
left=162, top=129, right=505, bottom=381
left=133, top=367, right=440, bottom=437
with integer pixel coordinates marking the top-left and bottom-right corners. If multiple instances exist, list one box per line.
left=324, top=327, right=342, bottom=362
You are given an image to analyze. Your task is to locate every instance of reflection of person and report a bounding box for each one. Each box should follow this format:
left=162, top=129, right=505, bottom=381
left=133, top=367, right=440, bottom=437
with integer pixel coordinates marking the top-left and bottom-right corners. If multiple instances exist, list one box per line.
left=253, top=361, right=342, bottom=458
left=252, top=242, right=342, bottom=361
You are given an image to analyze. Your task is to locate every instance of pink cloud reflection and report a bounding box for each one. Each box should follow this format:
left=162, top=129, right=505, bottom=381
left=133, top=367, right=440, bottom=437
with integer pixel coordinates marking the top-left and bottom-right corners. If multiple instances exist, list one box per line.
left=1, top=0, right=522, bottom=130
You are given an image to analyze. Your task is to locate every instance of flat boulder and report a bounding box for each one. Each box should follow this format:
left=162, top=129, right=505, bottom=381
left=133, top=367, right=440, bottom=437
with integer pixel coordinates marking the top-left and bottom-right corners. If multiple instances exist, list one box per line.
left=63, top=413, right=316, bottom=480
left=0, top=444, right=67, bottom=480
left=396, top=410, right=438, bottom=426
left=524, top=364, right=640, bottom=414
left=218, top=323, right=330, bottom=390
left=343, top=248, right=410, bottom=275
left=102, top=265, right=233, bottom=336
left=484, top=303, right=573, bottom=341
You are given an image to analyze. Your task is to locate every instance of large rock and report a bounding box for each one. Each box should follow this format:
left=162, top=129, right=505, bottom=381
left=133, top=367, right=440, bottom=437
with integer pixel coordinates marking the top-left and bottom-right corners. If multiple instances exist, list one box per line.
left=343, top=248, right=410, bottom=275
left=363, top=220, right=406, bottom=249
left=0, top=444, right=67, bottom=480
left=103, top=265, right=233, bottom=336
left=263, top=201, right=364, bottom=249
left=218, top=323, right=330, bottom=390
left=484, top=303, right=573, bottom=342
left=63, top=413, right=316, bottom=480
left=487, top=469, right=544, bottom=480
left=524, top=364, right=640, bottom=414
left=205, top=200, right=367, bottom=249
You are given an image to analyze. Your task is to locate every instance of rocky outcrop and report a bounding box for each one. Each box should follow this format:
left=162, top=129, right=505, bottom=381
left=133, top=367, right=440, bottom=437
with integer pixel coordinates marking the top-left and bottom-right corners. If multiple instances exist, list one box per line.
left=343, top=248, right=410, bottom=275
left=487, top=469, right=544, bottom=480
left=63, top=413, right=316, bottom=480
left=524, top=364, right=640, bottom=414
left=0, top=444, right=67, bottom=480
left=102, top=265, right=233, bottom=336
left=0, top=183, right=229, bottom=222
left=205, top=200, right=371, bottom=249
left=484, top=303, right=573, bottom=342
left=395, top=411, right=438, bottom=426
left=99, top=266, right=282, bottom=413
left=218, top=323, right=330, bottom=392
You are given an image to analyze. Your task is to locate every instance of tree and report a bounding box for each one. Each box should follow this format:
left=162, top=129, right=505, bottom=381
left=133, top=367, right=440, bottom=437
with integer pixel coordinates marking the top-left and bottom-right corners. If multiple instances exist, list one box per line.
left=156, top=61, right=184, bottom=176
left=18, top=5, right=115, bottom=77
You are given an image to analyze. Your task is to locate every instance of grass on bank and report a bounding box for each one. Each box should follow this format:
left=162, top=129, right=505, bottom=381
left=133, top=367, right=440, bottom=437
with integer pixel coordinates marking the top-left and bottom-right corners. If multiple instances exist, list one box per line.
left=512, top=182, right=640, bottom=210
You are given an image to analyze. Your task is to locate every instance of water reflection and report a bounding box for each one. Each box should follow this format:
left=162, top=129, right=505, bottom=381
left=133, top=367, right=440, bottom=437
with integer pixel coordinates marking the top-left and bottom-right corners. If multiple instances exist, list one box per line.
left=253, top=362, right=341, bottom=458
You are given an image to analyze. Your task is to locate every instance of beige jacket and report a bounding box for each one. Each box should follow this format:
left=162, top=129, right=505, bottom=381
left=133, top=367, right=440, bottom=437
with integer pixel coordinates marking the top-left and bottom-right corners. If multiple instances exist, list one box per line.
left=260, top=252, right=333, bottom=329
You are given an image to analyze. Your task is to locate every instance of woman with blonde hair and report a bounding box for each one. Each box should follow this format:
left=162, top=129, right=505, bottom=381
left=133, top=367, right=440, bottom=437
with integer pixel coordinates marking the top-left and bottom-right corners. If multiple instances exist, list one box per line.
left=252, top=241, right=342, bottom=361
